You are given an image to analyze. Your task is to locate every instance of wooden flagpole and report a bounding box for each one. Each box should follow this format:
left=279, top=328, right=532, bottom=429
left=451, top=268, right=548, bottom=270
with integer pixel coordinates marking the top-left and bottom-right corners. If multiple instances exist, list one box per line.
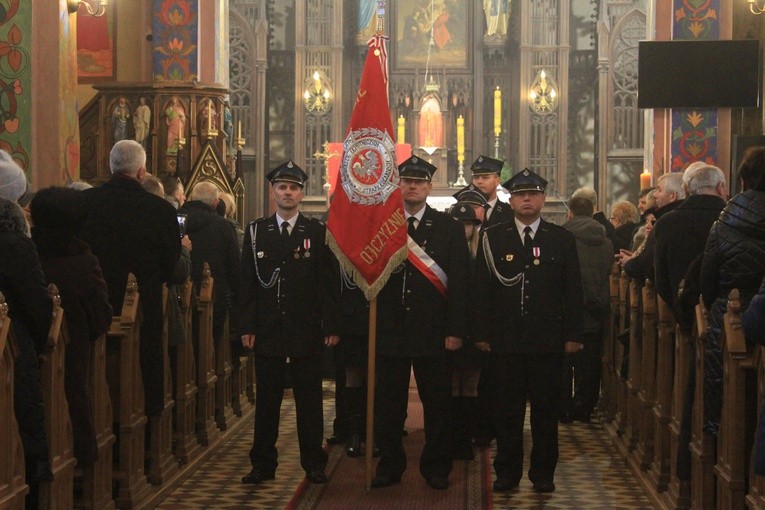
left=365, top=0, right=386, bottom=491
left=364, top=297, right=377, bottom=489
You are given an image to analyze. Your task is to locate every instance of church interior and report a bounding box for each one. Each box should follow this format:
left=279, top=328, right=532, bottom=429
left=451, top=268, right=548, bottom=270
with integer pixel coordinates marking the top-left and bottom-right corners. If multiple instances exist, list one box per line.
left=3, top=0, right=765, bottom=508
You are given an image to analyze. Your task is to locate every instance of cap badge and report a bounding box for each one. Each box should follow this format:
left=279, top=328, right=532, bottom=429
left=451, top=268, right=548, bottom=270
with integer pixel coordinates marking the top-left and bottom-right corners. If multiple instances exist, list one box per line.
left=478, top=156, right=483, bottom=162
left=287, top=161, right=293, bottom=168
left=523, top=169, right=529, bottom=176
left=459, top=205, right=467, bottom=213
left=412, top=156, right=418, bottom=163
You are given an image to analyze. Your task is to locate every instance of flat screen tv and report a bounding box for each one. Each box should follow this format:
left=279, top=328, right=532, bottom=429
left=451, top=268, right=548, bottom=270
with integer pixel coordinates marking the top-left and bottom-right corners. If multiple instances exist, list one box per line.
left=638, top=40, right=760, bottom=109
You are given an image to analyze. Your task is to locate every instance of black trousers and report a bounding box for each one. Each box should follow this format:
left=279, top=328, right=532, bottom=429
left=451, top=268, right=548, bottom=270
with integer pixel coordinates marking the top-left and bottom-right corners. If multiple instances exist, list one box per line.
left=375, top=354, right=452, bottom=480
left=249, top=353, right=327, bottom=474
left=560, top=331, right=602, bottom=418
left=491, top=352, right=563, bottom=484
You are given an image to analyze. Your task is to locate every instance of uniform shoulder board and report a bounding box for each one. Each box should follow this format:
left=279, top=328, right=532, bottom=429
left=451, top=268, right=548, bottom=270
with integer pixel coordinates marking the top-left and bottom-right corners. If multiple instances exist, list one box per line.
left=247, top=217, right=269, bottom=228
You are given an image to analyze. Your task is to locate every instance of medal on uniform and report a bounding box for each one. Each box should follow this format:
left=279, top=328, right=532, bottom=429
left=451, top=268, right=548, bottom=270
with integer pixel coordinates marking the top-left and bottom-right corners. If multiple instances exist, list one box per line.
left=505, top=254, right=514, bottom=262
left=294, top=247, right=300, bottom=259
left=533, top=247, right=540, bottom=258
left=303, top=239, right=311, bottom=257
left=534, top=259, right=540, bottom=265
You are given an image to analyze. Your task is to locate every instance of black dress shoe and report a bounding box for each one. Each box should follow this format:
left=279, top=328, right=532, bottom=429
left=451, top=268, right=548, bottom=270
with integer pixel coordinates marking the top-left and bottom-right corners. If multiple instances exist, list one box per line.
left=306, top=469, right=328, bottom=484
left=492, top=477, right=519, bottom=492
left=533, top=480, right=556, bottom=493
left=425, top=475, right=449, bottom=490
left=346, top=433, right=362, bottom=457
left=371, top=473, right=401, bottom=488
left=241, top=469, right=275, bottom=484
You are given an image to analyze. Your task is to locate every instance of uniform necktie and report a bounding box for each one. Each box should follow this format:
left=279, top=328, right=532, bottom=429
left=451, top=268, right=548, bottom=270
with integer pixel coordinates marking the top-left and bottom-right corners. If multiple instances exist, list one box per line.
left=524, top=225, right=533, bottom=258
left=407, top=217, right=417, bottom=237
left=281, top=221, right=290, bottom=244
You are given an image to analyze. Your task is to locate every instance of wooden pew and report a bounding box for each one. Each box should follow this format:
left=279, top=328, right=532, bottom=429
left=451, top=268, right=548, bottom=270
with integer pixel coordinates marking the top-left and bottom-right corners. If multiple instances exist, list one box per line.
left=614, top=270, right=631, bottom=445
left=214, top=314, right=235, bottom=431
left=689, top=296, right=715, bottom=509
left=714, top=289, right=753, bottom=509
left=76, top=330, right=115, bottom=510
left=38, top=284, right=76, bottom=509
left=637, top=280, right=657, bottom=471
left=106, top=274, right=150, bottom=508
left=650, top=294, right=674, bottom=493
left=626, top=278, right=643, bottom=454
left=196, top=264, right=219, bottom=446
left=747, top=345, right=765, bottom=509
left=172, top=279, right=199, bottom=465
left=145, top=287, right=179, bottom=485
left=0, top=291, right=28, bottom=509
left=600, top=263, right=621, bottom=425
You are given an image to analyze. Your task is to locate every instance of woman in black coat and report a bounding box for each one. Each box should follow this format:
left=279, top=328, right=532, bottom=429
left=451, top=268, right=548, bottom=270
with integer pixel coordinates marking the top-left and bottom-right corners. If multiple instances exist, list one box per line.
left=700, top=147, right=765, bottom=438
left=0, top=197, right=53, bottom=486
left=30, top=187, right=113, bottom=468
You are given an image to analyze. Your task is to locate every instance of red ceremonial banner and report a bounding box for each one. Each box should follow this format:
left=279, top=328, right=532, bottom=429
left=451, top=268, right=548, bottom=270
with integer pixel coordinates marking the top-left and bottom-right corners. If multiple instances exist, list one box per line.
left=326, top=36, right=407, bottom=300
left=326, top=143, right=411, bottom=198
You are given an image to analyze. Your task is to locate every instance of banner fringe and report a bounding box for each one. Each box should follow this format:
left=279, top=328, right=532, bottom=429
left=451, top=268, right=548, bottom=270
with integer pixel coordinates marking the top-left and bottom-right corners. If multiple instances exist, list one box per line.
left=326, top=230, right=407, bottom=302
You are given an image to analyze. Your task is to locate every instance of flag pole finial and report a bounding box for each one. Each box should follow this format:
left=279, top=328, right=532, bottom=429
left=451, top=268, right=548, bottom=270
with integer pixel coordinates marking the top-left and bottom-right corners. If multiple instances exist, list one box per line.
left=375, top=0, right=386, bottom=36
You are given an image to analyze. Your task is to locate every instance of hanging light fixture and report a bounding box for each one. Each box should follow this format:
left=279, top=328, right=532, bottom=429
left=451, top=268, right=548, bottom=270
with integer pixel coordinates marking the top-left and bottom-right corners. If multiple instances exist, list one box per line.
left=749, top=0, right=765, bottom=14
left=528, top=70, right=559, bottom=114
left=67, top=0, right=108, bottom=16
left=303, top=71, right=332, bottom=114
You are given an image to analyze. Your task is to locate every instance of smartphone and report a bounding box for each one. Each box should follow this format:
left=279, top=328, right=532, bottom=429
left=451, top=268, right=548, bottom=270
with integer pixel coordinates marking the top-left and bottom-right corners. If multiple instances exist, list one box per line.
left=177, top=214, right=187, bottom=237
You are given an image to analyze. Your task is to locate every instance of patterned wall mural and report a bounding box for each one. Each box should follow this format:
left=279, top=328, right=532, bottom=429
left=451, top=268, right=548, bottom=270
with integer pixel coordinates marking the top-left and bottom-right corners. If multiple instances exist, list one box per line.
left=153, top=0, right=198, bottom=81
left=0, top=0, right=31, bottom=172
left=671, top=0, right=719, bottom=170
left=61, top=2, right=80, bottom=182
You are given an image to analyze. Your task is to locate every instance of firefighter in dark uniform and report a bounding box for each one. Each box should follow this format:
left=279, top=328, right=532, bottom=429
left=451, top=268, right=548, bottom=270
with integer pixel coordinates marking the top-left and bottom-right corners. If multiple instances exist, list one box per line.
left=239, top=161, right=340, bottom=485
left=371, top=156, right=471, bottom=490
left=470, top=155, right=513, bottom=228
left=474, top=168, right=584, bottom=493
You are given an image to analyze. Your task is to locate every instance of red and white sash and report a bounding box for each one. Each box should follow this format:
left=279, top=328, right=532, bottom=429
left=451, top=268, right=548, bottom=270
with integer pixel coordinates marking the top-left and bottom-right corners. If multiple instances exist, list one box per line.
left=406, top=236, right=448, bottom=297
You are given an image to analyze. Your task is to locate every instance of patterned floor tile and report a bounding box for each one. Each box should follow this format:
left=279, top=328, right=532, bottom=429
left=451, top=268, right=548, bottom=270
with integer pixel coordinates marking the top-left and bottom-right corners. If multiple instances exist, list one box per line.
left=159, top=382, right=653, bottom=509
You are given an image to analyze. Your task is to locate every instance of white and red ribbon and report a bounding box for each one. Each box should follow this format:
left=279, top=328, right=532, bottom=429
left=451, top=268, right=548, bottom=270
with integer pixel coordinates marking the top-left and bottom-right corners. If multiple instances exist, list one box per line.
left=406, top=236, right=448, bottom=297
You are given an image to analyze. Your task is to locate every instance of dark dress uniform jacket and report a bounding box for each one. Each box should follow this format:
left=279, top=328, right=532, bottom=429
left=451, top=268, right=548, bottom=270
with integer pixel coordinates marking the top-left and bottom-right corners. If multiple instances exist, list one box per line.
left=376, top=206, right=470, bottom=357
left=473, top=219, right=584, bottom=352
left=483, top=200, right=513, bottom=228
left=239, top=213, right=340, bottom=357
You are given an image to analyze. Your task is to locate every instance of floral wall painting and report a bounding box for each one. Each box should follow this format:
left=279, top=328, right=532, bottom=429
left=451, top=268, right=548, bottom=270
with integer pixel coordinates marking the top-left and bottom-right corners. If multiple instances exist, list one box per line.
left=0, top=0, right=30, bottom=171
left=153, top=0, right=198, bottom=82
left=395, top=0, right=467, bottom=69
left=76, top=2, right=115, bottom=82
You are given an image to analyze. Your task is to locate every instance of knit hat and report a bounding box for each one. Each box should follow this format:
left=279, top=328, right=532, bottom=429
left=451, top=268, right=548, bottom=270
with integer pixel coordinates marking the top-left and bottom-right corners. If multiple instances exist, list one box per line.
left=0, top=150, right=27, bottom=202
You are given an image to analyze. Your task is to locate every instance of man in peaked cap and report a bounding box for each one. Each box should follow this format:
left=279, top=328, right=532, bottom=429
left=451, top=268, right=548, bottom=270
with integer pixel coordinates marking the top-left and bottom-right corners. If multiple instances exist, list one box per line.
left=371, top=155, right=470, bottom=490
left=473, top=166, right=584, bottom=493
left=470, top=155, right=513, bottom=227
left=452, top=183, right=489, bottom=223
left=239, top=160, right=340, bottom=485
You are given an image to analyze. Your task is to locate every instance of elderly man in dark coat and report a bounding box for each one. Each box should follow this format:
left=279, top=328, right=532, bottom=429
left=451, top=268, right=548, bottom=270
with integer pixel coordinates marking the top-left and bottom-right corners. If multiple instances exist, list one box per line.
left=180, top=181, right=240, bottom=343
left=474, top=168, right=584, bottom=494
left=81, top=140, right=181, bottom=417
left=654, top=163, right=727, bottom=307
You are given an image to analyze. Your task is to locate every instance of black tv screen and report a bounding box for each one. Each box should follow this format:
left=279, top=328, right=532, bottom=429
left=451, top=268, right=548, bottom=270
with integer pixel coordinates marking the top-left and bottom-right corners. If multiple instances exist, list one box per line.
left=638, top=40, right=760, bottom=109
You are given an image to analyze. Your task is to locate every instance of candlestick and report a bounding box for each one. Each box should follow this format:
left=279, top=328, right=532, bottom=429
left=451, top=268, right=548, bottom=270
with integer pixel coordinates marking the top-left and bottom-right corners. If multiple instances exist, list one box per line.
left=494, top=87, right=502, bottom=137
left=457, top=115, right=465, bottom=162
left=397, top=115, right=405, bottom=145
left=238, top=120, right=242, bottom=139
left=313, top=71, right=322, bottom=94
left=640, top=170, right=651, bottom=189
left=207, top=102, right=212, bottom=131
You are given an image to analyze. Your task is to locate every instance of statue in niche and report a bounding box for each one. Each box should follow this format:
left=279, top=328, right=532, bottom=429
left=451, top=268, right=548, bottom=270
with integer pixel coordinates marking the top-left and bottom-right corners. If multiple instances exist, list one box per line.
left=134, top=96, right=151, bottom=149
left=111, top=96, right=131, bottom=143
left=165, top=96, right=186, bottom=155
left=418, top=96, right=443, bottom=148
left=484, top=0, right=510, bottom=38
left=198, top=99, right=220, bottom=135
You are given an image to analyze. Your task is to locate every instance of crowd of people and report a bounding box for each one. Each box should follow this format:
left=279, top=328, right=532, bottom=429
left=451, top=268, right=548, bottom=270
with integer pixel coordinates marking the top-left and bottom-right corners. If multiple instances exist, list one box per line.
left=2, top=140, right=765, bottom=503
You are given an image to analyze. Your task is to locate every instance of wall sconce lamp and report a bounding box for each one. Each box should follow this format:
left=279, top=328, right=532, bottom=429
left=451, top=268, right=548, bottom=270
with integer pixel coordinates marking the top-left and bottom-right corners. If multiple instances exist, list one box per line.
left=303, top=71, right=332, bottom=114
left=749, top=0, right=765, bottom=14
left=528, top=69, right=558, bottom=114
left=67, top=0, right=108, bottom=16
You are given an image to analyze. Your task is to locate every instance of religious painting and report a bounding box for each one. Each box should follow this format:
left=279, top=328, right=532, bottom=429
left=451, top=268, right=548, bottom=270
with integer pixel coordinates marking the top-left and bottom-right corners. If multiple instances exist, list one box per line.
left=394, top=0, right=468, bottom=69
left=76, top=3, right=116, bottom=82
